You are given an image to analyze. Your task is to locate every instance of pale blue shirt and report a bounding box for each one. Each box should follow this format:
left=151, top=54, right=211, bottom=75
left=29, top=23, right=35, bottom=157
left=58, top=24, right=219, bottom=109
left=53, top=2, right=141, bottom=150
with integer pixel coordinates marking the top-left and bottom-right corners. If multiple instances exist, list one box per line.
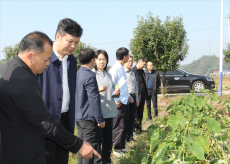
left=109, top=61, right=130, bottom=104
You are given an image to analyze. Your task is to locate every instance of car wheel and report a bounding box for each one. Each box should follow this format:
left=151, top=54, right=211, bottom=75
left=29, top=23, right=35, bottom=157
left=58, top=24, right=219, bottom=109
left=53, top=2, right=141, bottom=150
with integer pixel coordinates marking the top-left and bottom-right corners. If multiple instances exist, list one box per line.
left=192, top=81, right=205, bottom=93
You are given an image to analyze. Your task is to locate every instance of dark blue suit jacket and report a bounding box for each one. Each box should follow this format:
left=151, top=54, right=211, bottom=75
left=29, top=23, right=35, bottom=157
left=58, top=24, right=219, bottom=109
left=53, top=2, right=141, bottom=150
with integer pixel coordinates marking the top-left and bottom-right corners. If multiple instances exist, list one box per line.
left=75, top=66, right=104, bottom=124
left=37, top=52, right=77, bottom=134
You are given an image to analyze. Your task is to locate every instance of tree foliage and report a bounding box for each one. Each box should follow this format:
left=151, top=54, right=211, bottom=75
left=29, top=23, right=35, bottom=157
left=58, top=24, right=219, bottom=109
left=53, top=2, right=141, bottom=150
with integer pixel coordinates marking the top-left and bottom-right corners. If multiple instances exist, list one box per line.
left=129, top=12, right=189, bottom=94
left=3, top=43, right=19, bottom=61
left=72, top=42, right=97, bottom=70
left=224, top=43, right=230, bottom=64
left=2, top=42, right=96, bottom=71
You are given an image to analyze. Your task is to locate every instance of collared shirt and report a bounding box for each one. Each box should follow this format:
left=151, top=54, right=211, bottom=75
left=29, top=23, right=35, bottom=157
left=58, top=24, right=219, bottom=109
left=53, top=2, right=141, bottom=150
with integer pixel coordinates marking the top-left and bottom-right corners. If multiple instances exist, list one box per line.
left=148, top=71, right=153, bottom=89
left=53, top=50, right=70, bottom=113
left=109, top=62, right=130, bottom=104
left=125, top=68, right=138, bottom=101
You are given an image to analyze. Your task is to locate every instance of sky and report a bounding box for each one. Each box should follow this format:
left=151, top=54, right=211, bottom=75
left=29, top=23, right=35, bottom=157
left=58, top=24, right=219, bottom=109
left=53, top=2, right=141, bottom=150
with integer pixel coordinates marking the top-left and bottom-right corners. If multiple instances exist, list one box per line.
left=0, top=0, right=230, bottom=67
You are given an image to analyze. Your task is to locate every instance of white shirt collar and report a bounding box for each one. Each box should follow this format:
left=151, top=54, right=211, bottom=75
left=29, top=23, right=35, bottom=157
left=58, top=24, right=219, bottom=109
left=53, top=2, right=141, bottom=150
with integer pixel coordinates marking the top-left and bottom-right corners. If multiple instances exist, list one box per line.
left=53, top=50, right=68, bottom=61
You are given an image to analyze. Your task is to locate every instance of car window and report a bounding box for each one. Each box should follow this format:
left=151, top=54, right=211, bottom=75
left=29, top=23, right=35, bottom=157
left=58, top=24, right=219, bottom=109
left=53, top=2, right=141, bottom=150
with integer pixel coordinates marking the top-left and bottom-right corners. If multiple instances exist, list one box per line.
left=171, top=70, right=183, bottom=75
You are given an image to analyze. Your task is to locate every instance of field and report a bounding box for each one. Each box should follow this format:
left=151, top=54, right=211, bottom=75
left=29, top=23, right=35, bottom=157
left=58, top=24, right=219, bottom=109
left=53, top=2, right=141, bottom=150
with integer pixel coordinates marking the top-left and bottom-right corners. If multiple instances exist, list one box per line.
left=68, top=77, right=230, bottom=164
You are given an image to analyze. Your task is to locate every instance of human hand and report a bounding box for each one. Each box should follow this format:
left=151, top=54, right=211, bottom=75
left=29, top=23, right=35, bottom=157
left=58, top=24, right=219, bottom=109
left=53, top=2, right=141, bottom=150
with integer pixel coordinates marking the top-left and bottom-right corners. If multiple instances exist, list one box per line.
left=129, top=96, right=134, bottom=103
left=113, top=85, right=120, bottom=96
left=136, top=100, right=139, bottom=107
left=99, top=86, right=107, bottom=92
left=116, top=100, right=121, bottom=108
left=98, top=121, right=105, bottom=128
left=78, top=141, right=101, bottom=159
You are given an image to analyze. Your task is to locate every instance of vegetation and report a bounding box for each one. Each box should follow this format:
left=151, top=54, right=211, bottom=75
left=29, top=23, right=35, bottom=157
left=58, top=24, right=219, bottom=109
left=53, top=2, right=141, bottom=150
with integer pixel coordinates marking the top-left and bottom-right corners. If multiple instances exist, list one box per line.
left=119, top=90, right=230, bottom=163
left=224, top=44, right=230, bottom=64
left=180, top=55, right=230, bottom=76
left=129, top=12, right=189, bottom=95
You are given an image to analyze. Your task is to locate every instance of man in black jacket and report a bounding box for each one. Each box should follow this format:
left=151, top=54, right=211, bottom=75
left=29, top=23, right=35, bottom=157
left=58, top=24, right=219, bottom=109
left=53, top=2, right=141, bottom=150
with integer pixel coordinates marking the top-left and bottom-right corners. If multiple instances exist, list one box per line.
left=131, top=57, right=148, bottom=132
left=145, top=62, right=161, bottom=120
left=0, top=31, right=100, bottom=164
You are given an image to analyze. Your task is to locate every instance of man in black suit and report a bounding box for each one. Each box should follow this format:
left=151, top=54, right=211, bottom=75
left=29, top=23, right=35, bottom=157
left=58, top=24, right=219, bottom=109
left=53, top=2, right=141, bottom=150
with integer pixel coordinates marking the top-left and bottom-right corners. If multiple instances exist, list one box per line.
left=131, top=57, right=148, bottom=132
left=0, top=31, right=100, bottom=164
left=145, top=62, right=161, bottom=121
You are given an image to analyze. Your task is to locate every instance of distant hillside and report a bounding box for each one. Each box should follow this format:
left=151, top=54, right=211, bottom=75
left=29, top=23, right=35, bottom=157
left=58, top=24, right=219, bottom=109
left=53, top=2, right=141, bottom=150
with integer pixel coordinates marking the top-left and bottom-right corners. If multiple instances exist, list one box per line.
left=0, top=59, right=6, bottom=68
left=180, top=55, right=230, bottom=76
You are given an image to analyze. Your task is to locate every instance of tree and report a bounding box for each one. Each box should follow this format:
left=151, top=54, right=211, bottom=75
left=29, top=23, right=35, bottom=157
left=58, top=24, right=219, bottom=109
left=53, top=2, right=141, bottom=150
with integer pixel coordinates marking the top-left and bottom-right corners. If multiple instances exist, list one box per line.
left=2, top=42, right=96, bottom=70
left=129, top=13, right=189, bottom=94
left=224, top=43, right=230, bottom=64
left=2, top=43, right=19, bottom=61
left=72, top=42, right=97, bottom=70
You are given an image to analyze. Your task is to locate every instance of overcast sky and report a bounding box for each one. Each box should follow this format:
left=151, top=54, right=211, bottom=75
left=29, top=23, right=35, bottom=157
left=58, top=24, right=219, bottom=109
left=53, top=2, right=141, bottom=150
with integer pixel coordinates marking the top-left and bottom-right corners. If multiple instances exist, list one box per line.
left=0, top=0, right=230, bottom=66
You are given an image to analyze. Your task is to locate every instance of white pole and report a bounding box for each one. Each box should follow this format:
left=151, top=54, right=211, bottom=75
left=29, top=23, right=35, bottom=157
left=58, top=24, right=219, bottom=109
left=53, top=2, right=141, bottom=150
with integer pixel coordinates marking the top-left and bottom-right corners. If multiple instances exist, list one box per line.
left=219, top=0, right=224, bottom=96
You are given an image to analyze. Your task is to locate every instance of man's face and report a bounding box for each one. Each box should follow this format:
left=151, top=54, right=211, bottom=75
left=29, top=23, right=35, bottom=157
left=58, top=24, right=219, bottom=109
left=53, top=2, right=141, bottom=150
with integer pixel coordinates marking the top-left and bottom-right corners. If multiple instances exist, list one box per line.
left=138, top=60, right=147, bottom=69
left=125, top=57, right=133, bottom=69
left=124, top=54, right=130, bottom=63
left=31, top=42, right=53, bottom=74
left=147, top=62, right=153, bottom=70
left=56, top=33, right=80, bottom=55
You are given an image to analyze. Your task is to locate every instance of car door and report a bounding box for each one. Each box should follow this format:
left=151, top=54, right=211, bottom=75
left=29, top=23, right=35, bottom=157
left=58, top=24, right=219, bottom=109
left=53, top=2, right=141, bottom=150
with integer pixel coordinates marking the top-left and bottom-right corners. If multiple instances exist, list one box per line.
left=167, top=70, right=190, bottom=89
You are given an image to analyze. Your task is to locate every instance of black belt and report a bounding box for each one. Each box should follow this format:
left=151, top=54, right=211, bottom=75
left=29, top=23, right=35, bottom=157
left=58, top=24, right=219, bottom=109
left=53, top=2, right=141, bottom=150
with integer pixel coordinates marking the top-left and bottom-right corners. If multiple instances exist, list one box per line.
left=130, top=93, right=136, bottom=97
left=61, top=112, right=68, bottom=117
left=148, top=88, right=153, bottom=90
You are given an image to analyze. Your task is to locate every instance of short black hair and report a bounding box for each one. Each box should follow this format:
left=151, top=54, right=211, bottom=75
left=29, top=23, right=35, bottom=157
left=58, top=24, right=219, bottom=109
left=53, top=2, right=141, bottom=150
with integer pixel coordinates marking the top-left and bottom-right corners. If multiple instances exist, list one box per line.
left=94, top=50, right=109, bottom=71
left=56, top=18, right=83, bottom=38
left=138, top=57, right=148, bottom=63
left=129, top=56, right=133, bottom=59
left=19, top=31, right=53, bottom=54
left=78, top=48, right=95, bottom=65
left=116, top=47, right=129, bottom=60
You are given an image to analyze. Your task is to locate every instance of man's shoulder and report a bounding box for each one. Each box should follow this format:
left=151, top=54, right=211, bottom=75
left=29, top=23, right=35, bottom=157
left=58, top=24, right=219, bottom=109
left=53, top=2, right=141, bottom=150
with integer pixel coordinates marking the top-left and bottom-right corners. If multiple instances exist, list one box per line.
left=78, top=67, right=95, bottom=79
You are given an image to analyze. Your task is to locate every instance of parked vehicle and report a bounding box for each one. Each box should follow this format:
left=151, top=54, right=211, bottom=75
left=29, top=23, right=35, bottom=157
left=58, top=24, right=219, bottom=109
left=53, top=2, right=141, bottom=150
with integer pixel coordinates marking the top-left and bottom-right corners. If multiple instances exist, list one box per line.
left=158, top=68, right=215, bottom=92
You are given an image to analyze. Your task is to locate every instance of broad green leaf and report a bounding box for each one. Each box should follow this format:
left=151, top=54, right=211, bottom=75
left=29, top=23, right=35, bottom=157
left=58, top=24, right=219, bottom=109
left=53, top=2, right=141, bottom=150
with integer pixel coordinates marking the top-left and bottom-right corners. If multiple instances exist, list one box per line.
left=193, top=142, right=204, bottom=160
left=151, top=128, right=159, bottom=141
left=191, top=118, right=198, bottom=124
left=159, top=128, right=166, bottom=140
left=164, top=133, right=177, bottom=142
left=195, top=136, right=209, bottom=153
left=150, top=139, right=158, bottom=153
left=189, top=127, right=201, bottom=135
left=223, top=143, right=230, bottom=151
left=147, top=124, right=156, bottom=139
left=166, top=104, right=174, bottom=112
left=152, top=142, right=167, bottom=164
left=176, top=112, right=186, bottom=128
left=167, top=115, right=178, bottom=130
left=182, top=135, right=193, bottom=143
left=141, top=156, right=149, bottom=164
left=196, top=96, right=207, bottom=110
left=207, top=118, right=221, bottom=134
left=184, top=155, right=197, bottom=161
left=214, top=133, right=228, bottom=141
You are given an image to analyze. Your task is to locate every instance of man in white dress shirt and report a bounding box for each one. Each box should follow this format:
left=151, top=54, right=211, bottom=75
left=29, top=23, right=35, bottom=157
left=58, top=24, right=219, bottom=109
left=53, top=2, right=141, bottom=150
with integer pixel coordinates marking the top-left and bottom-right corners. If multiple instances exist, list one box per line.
left=109, top=47, right=134, bottom=157
left=37, top=18, right=83, bottom=164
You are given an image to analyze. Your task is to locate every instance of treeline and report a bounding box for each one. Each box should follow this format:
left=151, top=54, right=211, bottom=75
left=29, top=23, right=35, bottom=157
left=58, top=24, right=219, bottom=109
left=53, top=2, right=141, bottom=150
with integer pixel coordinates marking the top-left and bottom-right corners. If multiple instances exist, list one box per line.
left=180, top=55, right=230, bottom=75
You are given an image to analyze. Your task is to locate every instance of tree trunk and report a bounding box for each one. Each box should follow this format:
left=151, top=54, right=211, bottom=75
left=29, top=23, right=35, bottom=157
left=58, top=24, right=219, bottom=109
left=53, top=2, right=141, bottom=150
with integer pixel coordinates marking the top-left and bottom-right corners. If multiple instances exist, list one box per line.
left=161, top=71, right=166, bottom=96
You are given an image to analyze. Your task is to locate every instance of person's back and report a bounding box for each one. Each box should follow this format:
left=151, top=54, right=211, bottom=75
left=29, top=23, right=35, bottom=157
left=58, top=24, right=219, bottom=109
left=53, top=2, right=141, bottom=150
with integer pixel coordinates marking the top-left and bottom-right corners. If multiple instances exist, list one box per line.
left=0, top=56, right=47, bottom=163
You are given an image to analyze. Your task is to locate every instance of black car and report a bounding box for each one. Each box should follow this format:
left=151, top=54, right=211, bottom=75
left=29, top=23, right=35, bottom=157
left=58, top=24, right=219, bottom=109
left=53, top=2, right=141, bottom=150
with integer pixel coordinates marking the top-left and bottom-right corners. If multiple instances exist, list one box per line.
left=158, top=68, right=215, bottom=92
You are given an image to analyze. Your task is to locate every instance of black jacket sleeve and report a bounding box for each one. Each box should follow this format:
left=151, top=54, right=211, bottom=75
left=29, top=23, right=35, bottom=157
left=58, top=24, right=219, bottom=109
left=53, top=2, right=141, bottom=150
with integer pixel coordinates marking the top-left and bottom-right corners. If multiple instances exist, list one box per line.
left=12, top=78, right=83, bottom=153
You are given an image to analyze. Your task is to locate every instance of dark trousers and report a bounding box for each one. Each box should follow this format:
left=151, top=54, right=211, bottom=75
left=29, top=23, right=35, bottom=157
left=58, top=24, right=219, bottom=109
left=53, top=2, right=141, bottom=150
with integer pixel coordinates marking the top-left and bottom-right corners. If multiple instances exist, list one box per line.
left=112, top=103, right=129, bottom=153
left=94, top=118, right=113, bottom=164
left=127, top=95, right=136, bottom=141
left=146, top=89, right=158, bottom=119
left=45, top=113, right=70, bottom=164
left=135, top=92, right=146, bottom=131
left=76, top=120, right=99, bottom=164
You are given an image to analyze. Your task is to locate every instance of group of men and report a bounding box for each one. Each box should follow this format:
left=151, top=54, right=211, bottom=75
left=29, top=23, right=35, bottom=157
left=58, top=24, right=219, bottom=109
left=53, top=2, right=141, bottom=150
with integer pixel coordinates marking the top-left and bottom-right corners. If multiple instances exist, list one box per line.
left=0, top=18, right=160, bottom=164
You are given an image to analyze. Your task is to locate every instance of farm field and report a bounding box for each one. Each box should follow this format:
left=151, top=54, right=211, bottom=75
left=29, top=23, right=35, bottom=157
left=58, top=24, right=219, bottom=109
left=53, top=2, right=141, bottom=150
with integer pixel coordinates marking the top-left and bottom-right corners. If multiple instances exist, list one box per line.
left=68, top=77, right=230, bottom=163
